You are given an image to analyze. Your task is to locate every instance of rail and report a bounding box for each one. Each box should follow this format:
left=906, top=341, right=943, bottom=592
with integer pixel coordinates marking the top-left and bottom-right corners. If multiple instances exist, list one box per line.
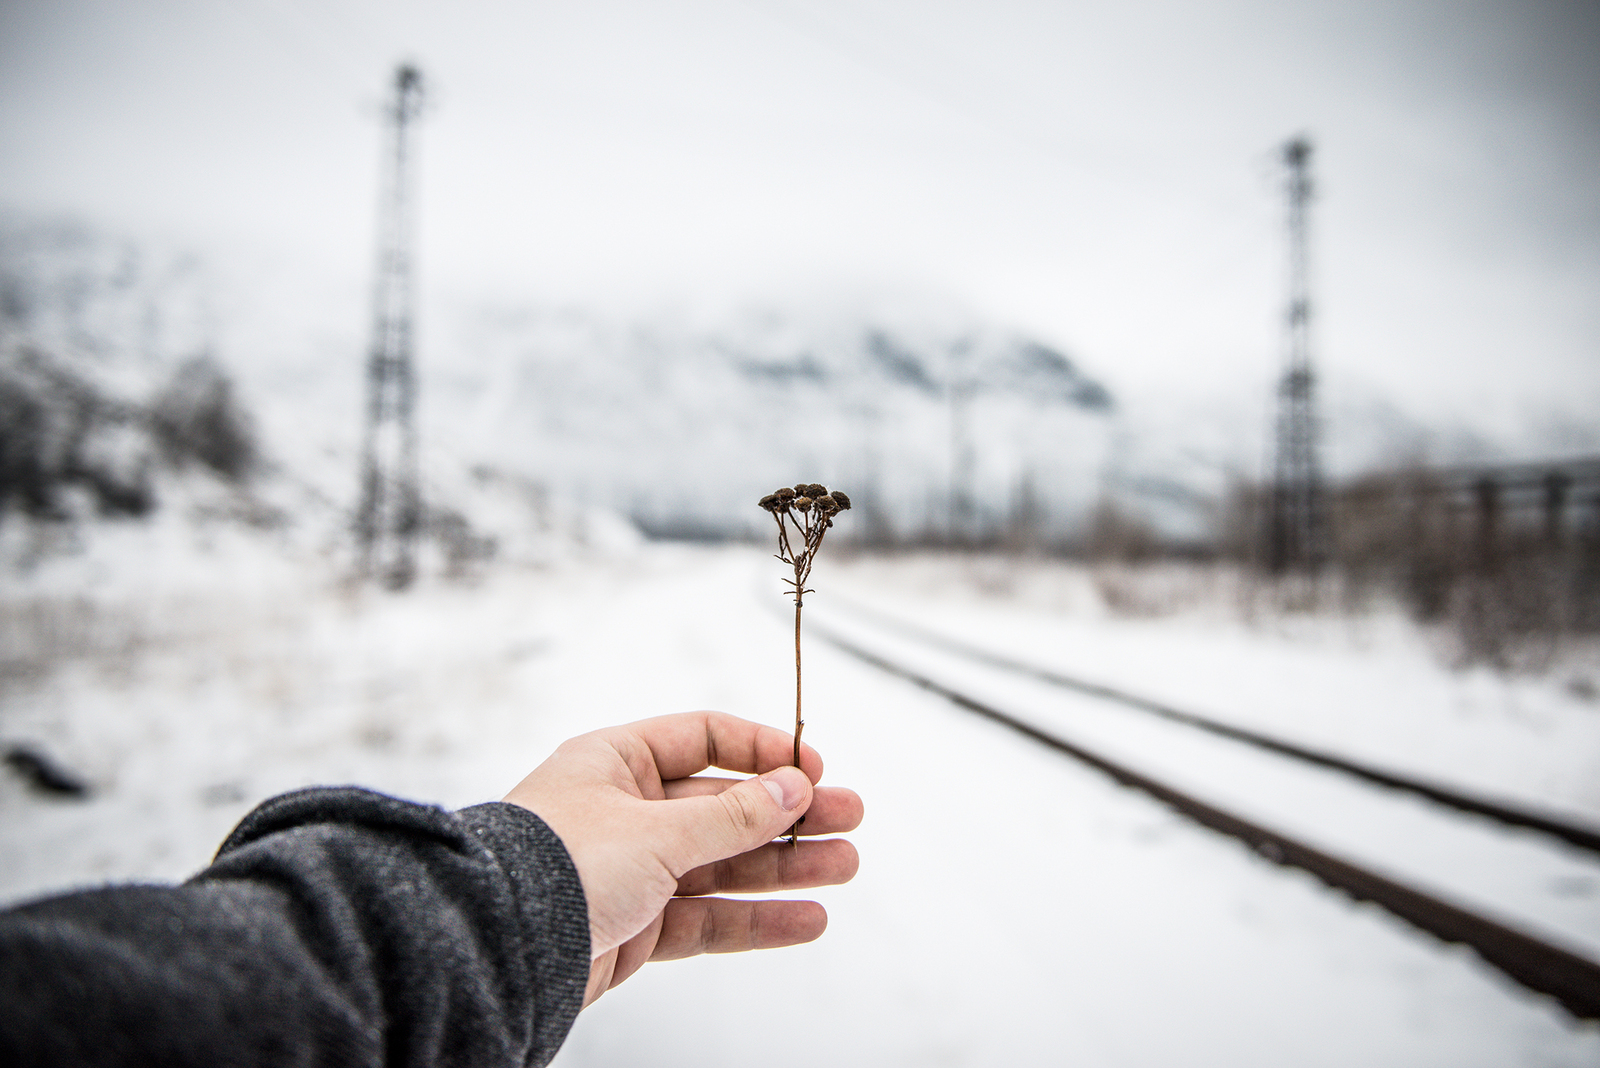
left=804, top=608, right=1600, bottom=1021
left=830, top=599, right=1600, bottom=855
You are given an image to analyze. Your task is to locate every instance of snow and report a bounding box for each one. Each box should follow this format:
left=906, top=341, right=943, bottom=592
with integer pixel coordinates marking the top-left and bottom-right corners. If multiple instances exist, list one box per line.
left=825, top=554, right=1600, bottom=821
left=3, top=533, right=1598, bottom=1066
left=808, top=599, right=1600, bottom=963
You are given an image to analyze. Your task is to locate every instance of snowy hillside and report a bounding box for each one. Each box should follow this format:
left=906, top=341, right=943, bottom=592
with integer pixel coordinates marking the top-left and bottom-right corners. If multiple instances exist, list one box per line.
left=435, top=292, right=1116, bottom=540
left=1, top=217, right=1128, bottom=548
left=9, top=214, right=1537, bottom=555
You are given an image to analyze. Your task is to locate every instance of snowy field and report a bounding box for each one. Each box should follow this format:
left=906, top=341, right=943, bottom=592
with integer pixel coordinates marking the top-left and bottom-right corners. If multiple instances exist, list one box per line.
left=2, top=529, right=1599, bottom=1066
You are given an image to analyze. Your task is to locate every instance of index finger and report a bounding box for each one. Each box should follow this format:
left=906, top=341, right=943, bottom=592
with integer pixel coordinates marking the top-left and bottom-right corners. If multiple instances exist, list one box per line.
left=610, top=711, right=824, bottom=783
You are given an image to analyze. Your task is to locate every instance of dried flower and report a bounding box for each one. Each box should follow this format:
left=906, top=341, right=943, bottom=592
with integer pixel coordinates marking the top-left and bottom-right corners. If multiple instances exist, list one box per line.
left=760, top=481, right=850, bottom=844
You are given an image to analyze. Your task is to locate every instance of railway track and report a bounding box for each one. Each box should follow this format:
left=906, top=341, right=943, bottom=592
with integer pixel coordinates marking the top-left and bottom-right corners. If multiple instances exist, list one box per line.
left=830, top=600, right=1600, bottom=856
left=803, top=598, right=1600, bottom=1021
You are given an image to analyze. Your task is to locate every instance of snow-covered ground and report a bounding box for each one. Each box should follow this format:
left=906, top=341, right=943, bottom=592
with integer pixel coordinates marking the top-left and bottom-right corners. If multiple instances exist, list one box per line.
left=3, top=534, right=1598, bottom=1066
left=826, top=553, right=1600, bottom=821
left=807, top=580, right=1600, bottom=966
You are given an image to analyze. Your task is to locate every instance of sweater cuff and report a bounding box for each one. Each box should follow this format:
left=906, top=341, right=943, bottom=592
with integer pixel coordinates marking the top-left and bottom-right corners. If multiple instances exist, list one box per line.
left=458, top=801, right=590, bottom=1060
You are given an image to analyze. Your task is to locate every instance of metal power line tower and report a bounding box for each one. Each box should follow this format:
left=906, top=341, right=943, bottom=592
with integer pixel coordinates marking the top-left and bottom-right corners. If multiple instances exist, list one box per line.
left=1265, top=136, right=1327, bottom=575
left=356, top=64, right=425, bottom=590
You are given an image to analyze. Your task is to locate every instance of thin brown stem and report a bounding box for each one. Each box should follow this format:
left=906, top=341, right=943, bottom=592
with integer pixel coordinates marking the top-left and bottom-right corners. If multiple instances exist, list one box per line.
left=788, top=592, right=804, bottom=845
left=793, top=594, right=803, bottom=768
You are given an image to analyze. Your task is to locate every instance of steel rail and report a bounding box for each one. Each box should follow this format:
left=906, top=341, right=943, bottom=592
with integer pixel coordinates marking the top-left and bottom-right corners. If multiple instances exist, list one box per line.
left=810, top=618, right=1600, bottom=1021
left=828, top=599, right=1600, bottom=856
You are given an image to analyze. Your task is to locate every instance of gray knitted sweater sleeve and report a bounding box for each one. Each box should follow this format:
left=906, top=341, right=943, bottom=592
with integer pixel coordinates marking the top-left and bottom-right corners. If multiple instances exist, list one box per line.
left=0, top=787, right=591, bottom=1067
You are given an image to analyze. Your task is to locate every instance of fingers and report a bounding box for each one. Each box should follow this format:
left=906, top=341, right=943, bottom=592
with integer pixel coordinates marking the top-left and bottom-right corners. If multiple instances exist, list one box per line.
left=649, top=898, right=828, bottom=961
left=663, top=779, right=865, bottom=836
left=675, top=837, right=859, bottom=897
left=615, top=711, right=825, bottom=783
left=655, top=766, right=813, bottom=875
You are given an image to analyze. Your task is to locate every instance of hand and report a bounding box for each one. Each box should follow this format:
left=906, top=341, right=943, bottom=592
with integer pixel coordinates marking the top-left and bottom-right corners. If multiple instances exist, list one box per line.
left=502, top=711, right=863, bottom=1006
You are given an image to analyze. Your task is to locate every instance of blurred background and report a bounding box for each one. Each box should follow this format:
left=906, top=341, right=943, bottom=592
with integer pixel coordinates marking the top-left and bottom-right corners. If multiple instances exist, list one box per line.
left=2, top=1, right=1599, bottom=1065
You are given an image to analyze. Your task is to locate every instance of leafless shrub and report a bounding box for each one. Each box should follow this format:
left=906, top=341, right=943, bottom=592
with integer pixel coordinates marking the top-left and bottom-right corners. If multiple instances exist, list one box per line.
left=1217, top=459, right=1600, bottom=672
left=1091, top=568, right=1166, bottom=617
left=1084, top=494, right=1161, bottom=565
left=428, top=505, right=498, bottom=580
left=148, top=356, right=257, bottom=483
left=0, top=349, right=153, bottom=520
left=1444, top=563, right=1565, bottom=672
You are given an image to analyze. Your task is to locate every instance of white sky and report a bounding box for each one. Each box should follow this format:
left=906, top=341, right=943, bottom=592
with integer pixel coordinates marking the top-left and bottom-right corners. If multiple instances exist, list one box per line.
left=2, top=0, right=1597, bottom=455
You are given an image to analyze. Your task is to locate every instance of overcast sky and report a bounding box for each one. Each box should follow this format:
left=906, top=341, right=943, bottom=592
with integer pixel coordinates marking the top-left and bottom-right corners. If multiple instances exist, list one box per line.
left=2, top=0, right=1597, bottom=458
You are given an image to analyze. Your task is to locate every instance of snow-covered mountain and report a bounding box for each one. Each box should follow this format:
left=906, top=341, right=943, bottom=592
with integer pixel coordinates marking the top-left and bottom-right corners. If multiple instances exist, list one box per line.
left=1, top=219, right=1132, bottom=554
left=9, top=215, right=1508, bottom=560
left=431, top=293, right=1117, bottom=541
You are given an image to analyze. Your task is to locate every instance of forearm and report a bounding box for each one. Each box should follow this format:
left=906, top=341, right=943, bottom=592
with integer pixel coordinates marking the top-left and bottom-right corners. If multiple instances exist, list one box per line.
left=0, top=787, right=589, bottom=1068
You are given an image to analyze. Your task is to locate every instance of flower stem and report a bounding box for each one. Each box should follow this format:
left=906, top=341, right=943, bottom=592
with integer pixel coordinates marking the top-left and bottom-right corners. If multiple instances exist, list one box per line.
left=788, top=574, right=805, bottom=844
left=756, top=484, right=851, bottom=845
left=793, top=593, right=803, bottom=767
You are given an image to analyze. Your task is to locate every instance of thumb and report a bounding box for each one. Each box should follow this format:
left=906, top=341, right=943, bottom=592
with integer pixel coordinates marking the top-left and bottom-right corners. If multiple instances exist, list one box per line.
left=662, top=766, right=813, bottom=873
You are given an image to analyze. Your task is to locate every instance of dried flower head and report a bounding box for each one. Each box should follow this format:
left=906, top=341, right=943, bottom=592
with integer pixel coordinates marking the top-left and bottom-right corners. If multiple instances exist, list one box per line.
left=830, top=490, right=852, bottom=511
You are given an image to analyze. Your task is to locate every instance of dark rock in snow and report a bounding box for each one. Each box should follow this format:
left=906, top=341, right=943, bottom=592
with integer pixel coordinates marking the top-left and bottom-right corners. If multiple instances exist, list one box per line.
left=4, top=743, right=90, bottom=798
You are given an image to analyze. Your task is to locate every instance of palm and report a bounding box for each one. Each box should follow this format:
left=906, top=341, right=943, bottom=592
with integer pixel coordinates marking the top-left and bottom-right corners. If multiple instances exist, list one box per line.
left=502, top=712, right=863, bottom=1006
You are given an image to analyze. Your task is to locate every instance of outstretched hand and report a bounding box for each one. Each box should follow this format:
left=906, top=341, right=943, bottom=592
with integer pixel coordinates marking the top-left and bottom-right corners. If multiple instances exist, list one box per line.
left=502, top=711, right=863, bottom=1006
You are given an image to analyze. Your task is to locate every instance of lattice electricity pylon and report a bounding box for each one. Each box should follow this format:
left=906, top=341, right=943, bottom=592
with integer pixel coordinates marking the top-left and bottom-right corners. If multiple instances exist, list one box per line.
left=1265, top=136, right=1328, bottom=575
left=356, top=65, right=425, bottom=590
